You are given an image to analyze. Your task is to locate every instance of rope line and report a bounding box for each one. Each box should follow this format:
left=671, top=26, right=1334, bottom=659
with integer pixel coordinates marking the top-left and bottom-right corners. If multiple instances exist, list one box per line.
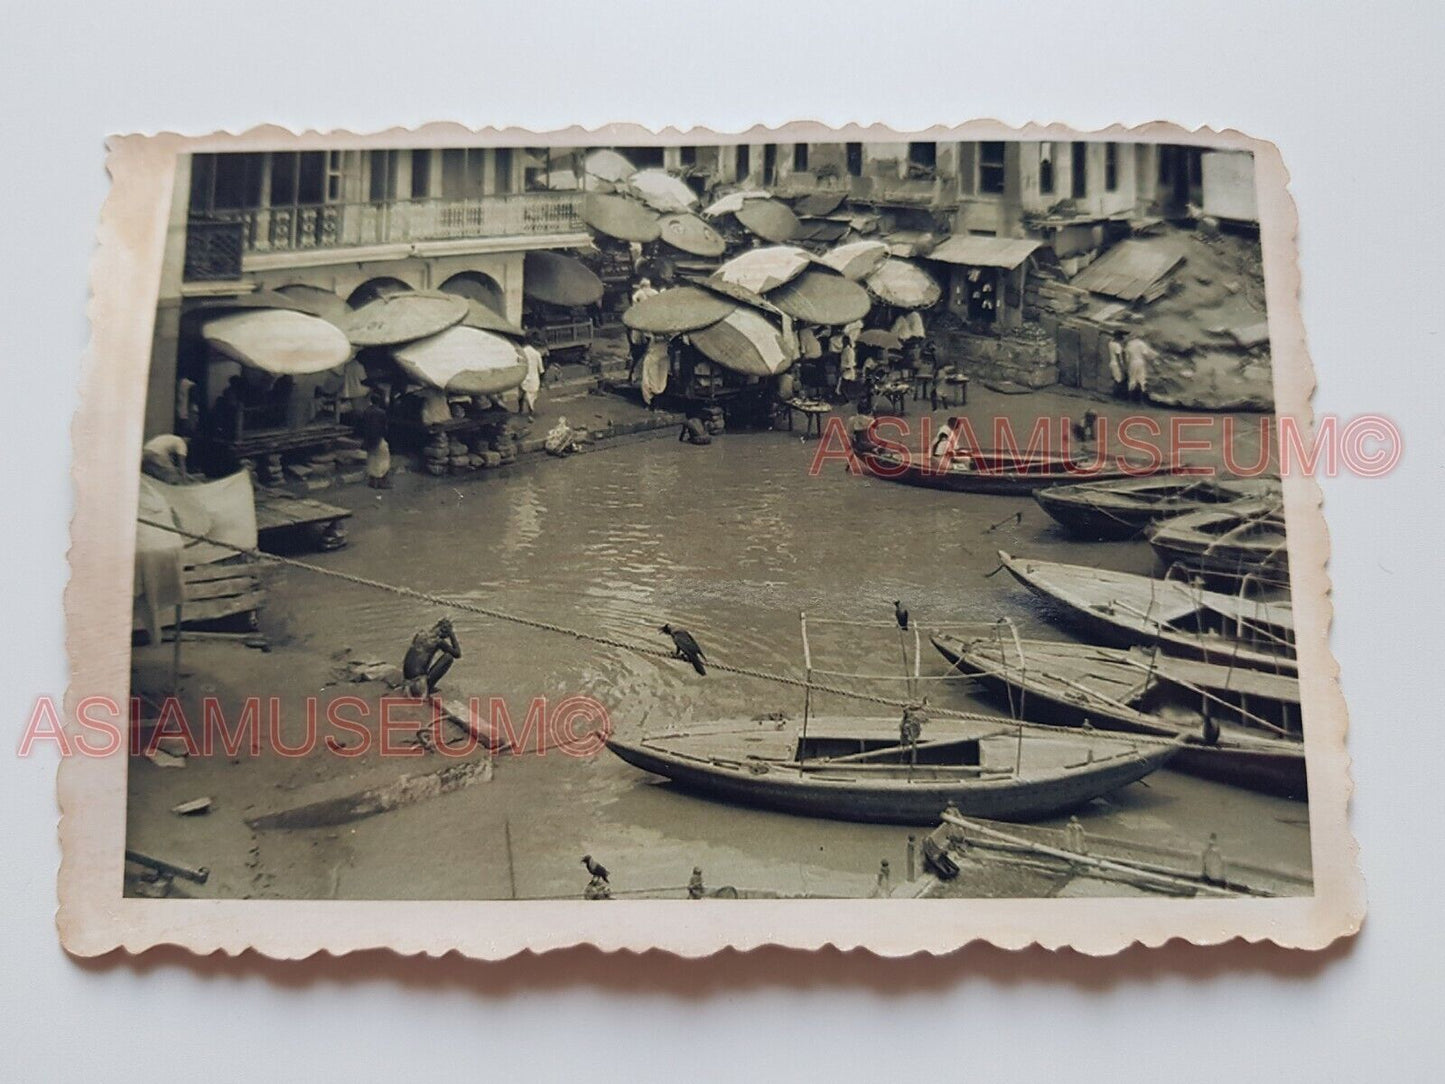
left=137, top=516, right=1185, bottom=749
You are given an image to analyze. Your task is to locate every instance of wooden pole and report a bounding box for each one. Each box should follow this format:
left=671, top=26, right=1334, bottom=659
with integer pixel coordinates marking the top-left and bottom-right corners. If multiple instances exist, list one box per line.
left=504, top=819, right=517, bottom=901
left=799, top=611, right=813, bottom=755
left=171, top=603, right=183, bottom=695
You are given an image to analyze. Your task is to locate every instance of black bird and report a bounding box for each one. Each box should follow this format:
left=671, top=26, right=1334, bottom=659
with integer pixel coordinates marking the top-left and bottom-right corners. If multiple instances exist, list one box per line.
left=661, top=623, right=707, bottom=675
left=894, top=600, right=910, bottom=631
left=581, top=855, right=609, bottom=882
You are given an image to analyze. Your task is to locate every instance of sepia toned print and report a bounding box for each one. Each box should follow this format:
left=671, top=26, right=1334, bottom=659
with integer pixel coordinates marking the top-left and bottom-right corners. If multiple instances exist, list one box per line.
left=61, top=123, right=1361, bottom=958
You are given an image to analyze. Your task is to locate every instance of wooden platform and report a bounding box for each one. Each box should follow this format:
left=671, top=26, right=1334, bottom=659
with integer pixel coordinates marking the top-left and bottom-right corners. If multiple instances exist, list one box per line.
left=256, top=494, right=352, bottom=552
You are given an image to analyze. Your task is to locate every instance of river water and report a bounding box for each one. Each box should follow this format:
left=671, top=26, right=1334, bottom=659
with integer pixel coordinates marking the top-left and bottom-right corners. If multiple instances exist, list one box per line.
left=261, top=402, right=1310, bottom=900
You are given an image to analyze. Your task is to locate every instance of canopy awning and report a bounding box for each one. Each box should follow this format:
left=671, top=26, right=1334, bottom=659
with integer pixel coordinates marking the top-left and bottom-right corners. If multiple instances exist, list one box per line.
left=928, top=235, right=1042, bottom=269
left=734, top=198, right=802, bottom=243
left=623, top=286, right=734, bottom=334
left=272, top=284, right=351, bottom=325
left=657, top=213, right=726, bottom=257
left=883, top=230, right=937, bottom=258
left=461, top=300, right=526, bottom=340
left=1070, top=239, right=1185, bottom=301
left=342, top=292, right=468, bottom=348
left=792, top=191, right=848, bottom=217
left=393, top=326, right=527, bottom=396
left=702, top=189, right=772, bottom=217
left=689, top=307, right=797, bottom=377
left=523, top=251, right=604, bottom=307
left=694, top=275, right=785, bottom=317
left=818, top=240, right=890, bottom=281
left=627, top=170, right=699, bottom=214
left=767, top=270, right=872, bottom=326
left=794, top=219, right=851, bottom=244
left=712, top=245, right=813, bottom=294
left=582, top=192, right=662, bottom=243
left=584, top=149, right=636, bottom=184
left=864, top=258, right=942, bottom=309
left=202, top=309, right=353, bottom=375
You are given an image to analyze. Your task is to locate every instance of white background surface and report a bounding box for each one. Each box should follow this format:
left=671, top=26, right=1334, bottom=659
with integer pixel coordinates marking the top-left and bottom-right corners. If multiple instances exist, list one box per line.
left=2, top=1, right=1441, bottom=1077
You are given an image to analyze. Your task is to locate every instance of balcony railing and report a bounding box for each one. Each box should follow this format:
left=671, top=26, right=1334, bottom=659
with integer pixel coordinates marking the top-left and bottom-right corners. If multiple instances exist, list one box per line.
left=185, top=191, right=587, bottom=279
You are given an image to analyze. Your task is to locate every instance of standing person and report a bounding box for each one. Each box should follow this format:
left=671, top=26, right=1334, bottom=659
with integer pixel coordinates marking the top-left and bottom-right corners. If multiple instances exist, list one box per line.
left=520, top=333, right=546, bottom=417
left=360, top=391, right=391, bottom=490
left=174, top=377, right=198, bottom=440
left=627, top=277, right=658, bottom=382
left=141, top=433, right=190, bottom=484
left=1125, top=334, right=1157, bottom=402
left=640, top=335, right=670, bottom=406
left=403, top=618, right=462, bottom=699
left=1107, top=330, right=1128, bottom=399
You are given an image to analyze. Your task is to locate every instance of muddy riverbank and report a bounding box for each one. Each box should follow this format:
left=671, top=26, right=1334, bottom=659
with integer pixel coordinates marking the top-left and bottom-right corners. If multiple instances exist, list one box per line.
left=127, top=385, right=1307, bottom=900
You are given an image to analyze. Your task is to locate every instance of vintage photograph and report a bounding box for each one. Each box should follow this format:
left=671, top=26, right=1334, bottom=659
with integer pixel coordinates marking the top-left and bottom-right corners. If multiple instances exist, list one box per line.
left=110, top=132, right=1323, bottom=910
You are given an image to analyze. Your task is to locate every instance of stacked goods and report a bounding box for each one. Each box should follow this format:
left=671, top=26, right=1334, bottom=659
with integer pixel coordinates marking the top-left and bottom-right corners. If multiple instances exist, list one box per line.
left=423, top=434, right=449, bottom=476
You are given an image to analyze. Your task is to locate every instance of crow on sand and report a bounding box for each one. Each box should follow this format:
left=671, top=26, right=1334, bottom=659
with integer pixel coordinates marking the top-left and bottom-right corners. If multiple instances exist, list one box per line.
left=660, top=623, right=707, bottom=675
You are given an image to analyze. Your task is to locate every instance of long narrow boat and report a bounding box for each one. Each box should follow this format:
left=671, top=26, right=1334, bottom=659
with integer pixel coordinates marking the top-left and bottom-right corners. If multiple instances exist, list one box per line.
left=919, top=815, right=1312, bottom=898
left=930, top=633, right=1306, bottom=799
left=1146, top=500, right=1290, bottom=588
left=606, top=715, right=1177, bottom=825
left=997, top=551, right=1297, bottom=674
left=1034, top=475, right=1280, bottom=540
left=853, top=431, right=1159, bottom=495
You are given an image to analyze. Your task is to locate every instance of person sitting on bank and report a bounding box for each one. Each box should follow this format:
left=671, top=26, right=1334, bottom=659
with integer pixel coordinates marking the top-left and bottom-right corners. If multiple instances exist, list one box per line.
left=544, top=415, right=579, bottom=457
left=679, top=415, right=712, bottom=445
left=403, top=618, right=462, bottom=699
left=141, top=433, right=191, bottom=484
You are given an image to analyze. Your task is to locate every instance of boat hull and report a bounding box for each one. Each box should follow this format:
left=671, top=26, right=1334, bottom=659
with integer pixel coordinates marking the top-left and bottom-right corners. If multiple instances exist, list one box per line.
left=930, top=635, right=1307, bottom=800
left=858, top=448, right=1143, bottom=497
left=1032, top=487, right=1156, bottom=539
left=998, top=552, right=1298, bottom=675
left=606, top=730, right=1175, bottom=825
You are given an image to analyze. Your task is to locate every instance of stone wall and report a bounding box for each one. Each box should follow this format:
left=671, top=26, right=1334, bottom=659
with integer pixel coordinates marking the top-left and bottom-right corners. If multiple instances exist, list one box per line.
left=931, top=323, right=1058, bottom=388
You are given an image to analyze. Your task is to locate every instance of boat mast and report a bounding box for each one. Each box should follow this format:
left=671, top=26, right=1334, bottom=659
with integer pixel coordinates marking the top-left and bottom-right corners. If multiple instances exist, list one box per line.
left=799, top=610, right=813, bottom=754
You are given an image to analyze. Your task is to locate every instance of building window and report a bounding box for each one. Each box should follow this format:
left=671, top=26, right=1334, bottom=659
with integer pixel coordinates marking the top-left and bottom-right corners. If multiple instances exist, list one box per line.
left=979, top=141, right=1006, bottom=195
left=494, top=147, right=514, bottom=195
left=630, top=146, right=665, bottom=169
left=1071, top=141, right=1088, bottom=198
left=410, top=150, right=431, bottom=199
left=441, top=149, right=489, bottom=199
left=369, top=150, right=399, bottom=202
left=680, top=146, right=697, bottom=167
left=326, top=151, right=345, bottom=202
left=763, top=143, right=777, bottom=184
left=845, top=142, right=863, bottom=177
left=1104, top=142, right=1118, bottom=192
left=736, top=144, right=751, bottom=180
left=189, top=152, right=264, bottom=213
left=793, top=143, right=809, bottom=172
left=271, top=151, right=327, bottom=207
left=908, top=142, right=937, bottom=170
left=1039, top=143, right=1055, bottom=195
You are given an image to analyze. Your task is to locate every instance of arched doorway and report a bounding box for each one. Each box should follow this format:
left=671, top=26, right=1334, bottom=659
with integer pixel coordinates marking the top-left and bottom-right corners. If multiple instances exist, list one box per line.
left=347, top=277, right=413, bottom=308
left=439, top=270, right=507, bottom=317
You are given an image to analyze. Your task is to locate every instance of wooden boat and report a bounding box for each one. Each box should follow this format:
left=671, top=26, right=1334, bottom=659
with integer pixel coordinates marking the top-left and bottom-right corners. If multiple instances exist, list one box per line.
left=918, top=814, right=1312, bottom=898
left=606, top=715, right=1177, bottom=825
left=850, top=428, right=1164, bottom=495
left=1034, top=474, right=1280, bottom=540
left=997, top=551, right=1297, bottom=674
left=930, top=633, right=1306, bottom=799
left=1146, top=500, right=1290, bottom=588
left=856, top=442, right=1156, bottom=496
